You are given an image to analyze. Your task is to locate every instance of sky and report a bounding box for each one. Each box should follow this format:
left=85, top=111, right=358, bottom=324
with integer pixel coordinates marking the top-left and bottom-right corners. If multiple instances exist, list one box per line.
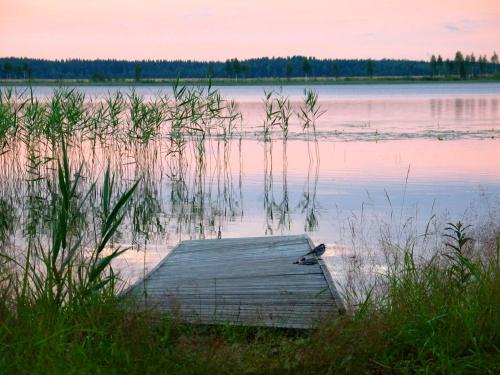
left=1, top=0, right=499, bottom=61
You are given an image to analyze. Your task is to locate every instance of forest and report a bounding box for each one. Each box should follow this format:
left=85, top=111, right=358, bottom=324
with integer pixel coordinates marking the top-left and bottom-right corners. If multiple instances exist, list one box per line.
left=0, top=52, right=498, bottom=81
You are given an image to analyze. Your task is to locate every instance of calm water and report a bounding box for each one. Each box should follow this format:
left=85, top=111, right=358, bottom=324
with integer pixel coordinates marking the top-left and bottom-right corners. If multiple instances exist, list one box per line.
left=3, top=83, right=500, bottom=283
left=16, top=82, right=500, bottom=139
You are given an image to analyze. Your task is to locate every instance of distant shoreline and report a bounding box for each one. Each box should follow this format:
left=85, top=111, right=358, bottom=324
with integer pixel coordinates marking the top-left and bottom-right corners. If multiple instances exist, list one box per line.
left=1, top=76, right=500, bottom=87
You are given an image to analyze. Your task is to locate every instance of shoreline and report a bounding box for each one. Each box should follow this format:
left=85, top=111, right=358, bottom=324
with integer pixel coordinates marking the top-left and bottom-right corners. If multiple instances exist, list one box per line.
left=1, top=76, right=500, bottom=87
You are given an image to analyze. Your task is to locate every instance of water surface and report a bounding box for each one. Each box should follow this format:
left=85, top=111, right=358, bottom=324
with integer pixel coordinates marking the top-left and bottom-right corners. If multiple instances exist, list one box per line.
left=2, top=83, right=500, bottom=284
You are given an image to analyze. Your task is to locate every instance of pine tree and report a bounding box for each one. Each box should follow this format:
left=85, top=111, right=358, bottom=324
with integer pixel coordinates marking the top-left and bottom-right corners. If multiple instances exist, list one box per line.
left=470, top=53, right=476, bottom=77
left=437, top=55, right=443, bottom=77
left=455, top=51, right=466, bottom=79
left=302, top=58, right=311, bottom=78
left=232, top=58, right=241, bottom=80
left=478, top=55, right=486, bottom=76
left=366, top=59, right=374, bottom=78
left=445, top=59, right=454, bottom=77
left=332, top=63, right=339, bottom=80
left=134, top=63, right=142, bottom=82
left=430, top=55, right=437, bottom=78
left=207, top=62, right=214, bottom=78
left=492, top=52, right=499, bottom=74
left=285, top=62, right=293, bottom=80
left=224, top=59, right=233, bottom=78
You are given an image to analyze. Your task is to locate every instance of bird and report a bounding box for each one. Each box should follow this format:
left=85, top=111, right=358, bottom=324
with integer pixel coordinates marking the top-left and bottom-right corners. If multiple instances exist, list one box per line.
left=293, top=257, right=318, bottom=265
left=305, top=243, right=326, bottom=257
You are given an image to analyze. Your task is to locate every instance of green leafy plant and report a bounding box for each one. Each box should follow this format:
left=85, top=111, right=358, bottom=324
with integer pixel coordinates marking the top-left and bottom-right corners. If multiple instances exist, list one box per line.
left=443, top=221, right=480, bottom=283
left=297, top=88, right=325, bottom=132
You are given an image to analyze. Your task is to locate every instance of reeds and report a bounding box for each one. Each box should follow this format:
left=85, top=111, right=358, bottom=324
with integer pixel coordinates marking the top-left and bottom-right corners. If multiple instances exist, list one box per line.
left=0, top=86, right=330, bottom=152
left=262, top=89, right=295, bottom=141
left=0, top=135, right=139, bottom=309
left=0, top=84, right=244, bottom=150
left=298, top=88, right=325, bottom=133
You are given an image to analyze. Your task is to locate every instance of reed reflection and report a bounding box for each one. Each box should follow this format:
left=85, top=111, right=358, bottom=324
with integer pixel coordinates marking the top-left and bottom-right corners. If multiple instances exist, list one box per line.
left=2, top=85, right=499, bottom=280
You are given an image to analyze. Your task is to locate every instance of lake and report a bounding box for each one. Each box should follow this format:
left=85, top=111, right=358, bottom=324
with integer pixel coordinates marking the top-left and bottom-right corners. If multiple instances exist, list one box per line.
left=2, top=82, right=500, bottom=283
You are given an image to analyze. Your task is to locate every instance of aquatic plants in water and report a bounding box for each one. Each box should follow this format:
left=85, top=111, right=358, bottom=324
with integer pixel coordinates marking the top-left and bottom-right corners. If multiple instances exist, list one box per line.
left=0, top=135, right=139, bottom=307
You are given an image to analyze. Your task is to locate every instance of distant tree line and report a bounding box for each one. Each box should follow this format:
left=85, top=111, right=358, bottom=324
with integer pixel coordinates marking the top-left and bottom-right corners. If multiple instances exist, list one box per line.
left=429, top=51, right=498, bottom=79
left=0, top=52, right=498, bottom=81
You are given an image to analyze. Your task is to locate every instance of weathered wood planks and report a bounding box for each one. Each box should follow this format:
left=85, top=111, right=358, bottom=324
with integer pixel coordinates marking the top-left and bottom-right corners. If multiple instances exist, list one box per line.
left=124, top=234, right=343, bottom=329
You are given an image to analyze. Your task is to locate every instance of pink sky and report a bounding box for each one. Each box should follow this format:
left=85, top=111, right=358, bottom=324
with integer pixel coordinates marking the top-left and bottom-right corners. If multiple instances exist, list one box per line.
left=1, top=0, right=499, bottom=61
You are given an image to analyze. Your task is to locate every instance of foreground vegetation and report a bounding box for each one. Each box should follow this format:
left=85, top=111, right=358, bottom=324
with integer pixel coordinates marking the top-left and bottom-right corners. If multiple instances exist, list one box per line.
left=1, top=190, right=498, bottom=373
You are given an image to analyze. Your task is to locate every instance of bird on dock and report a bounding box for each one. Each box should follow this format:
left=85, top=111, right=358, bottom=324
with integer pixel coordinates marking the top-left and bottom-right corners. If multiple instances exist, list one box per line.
left=293, top=257, right=318, bottom=265
left=306, top=243, right=326, bottom=257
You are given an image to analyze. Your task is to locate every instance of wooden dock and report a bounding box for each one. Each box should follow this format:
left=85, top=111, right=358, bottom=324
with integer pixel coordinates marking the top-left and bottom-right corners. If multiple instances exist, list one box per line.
left=125, top=235, right=343, bottom=329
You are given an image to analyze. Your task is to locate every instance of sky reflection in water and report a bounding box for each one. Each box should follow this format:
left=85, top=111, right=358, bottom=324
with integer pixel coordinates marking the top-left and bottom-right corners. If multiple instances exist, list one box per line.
left=2, top=83, right=500, bottom=283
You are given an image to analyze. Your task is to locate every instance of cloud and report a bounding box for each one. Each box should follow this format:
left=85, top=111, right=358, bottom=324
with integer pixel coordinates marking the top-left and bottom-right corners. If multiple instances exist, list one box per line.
left=442, top=18, right=485, bottom=33
left=443, top=23, right=461, bottom=32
